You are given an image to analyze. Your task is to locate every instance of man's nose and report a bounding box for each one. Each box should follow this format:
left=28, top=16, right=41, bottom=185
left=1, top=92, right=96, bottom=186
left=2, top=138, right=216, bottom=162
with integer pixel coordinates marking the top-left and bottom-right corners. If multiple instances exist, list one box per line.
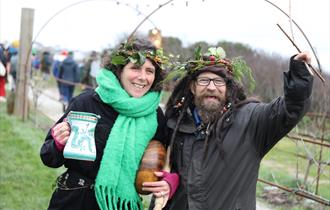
left=206, top=80, right=217, bottom=90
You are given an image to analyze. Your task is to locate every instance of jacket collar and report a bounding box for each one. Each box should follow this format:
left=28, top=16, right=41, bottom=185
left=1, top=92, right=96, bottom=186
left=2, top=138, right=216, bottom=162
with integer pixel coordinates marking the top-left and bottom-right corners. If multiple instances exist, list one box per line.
left=167, top=110, right=197, bottom=134
left=167, top=108, right=235, bottom=135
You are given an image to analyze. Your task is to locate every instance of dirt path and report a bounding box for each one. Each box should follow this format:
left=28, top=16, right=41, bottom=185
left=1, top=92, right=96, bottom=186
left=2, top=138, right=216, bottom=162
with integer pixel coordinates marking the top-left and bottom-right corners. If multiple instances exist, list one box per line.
left=36, top=87, right=64, bottom=121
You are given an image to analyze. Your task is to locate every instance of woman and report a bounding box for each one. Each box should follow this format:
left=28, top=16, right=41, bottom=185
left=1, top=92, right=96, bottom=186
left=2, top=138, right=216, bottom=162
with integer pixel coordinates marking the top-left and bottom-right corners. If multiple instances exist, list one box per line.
left=0, top=43, right=8, bottom=102
left=40, top=38, right=177, bottom=210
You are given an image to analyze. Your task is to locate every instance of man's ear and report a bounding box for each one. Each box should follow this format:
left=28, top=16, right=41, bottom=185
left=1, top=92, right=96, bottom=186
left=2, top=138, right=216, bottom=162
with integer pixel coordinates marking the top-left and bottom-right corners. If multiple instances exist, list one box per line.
left=190, top=81, right=196, bottom=95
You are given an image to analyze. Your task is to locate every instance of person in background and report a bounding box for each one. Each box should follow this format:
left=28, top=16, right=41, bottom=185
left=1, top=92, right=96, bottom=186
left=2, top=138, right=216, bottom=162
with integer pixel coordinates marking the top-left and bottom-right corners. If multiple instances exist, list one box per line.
left=40, top=38, right=178, bottom=210
left=40, top=51, right=52, bottom=80
left=0, top=43, right=8, bottom=102
left=58, top=51, right=80, bottom=108
left=52, top=50, right=68, bottom=101
left=8, top=45, right=18, bottom=91
left=89, top=51, right=101, bottom=88
left=31, top=48, right=41, bottom=76
left=162, top=46, right=313, bottom=210
left=81, top=50, right=98, bottom=90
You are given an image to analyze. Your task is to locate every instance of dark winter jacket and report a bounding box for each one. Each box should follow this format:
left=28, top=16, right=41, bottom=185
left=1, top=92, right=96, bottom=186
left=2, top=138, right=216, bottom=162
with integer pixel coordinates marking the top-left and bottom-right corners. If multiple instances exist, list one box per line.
left=164, top=57, right=313, bottom=210
left=40, top=90, right=167, bottom=210
left=41, top=52, right=52, bottom=74
left=59, top=56, right=80, bottom=86
left=81, top=58, right=93, bottom=86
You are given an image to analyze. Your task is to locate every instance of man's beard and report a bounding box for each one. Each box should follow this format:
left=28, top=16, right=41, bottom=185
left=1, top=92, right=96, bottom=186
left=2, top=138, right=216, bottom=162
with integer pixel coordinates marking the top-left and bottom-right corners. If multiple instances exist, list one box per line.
left=194, top=94, right=225, bottom=123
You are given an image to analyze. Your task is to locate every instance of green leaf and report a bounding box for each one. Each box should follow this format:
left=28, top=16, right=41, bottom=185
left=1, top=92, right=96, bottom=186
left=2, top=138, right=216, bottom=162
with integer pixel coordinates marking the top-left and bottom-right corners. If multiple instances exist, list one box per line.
left=207, top=47, right=217, bottom=56
left=111, top=55, right=126, bottom=65
left=215, top=47, right=226, bottom=59
left=156, top=48, right=163, bottom=57
left=163, top=66, right=187, bottom=83
left=206, top=47, right=226, bottom=59
left=194, top=46, right=202, bottom=60
left=137, top=51, right=146, bottom=65
left=232, top=57, right=256, bottom=93
left=129, top=57, right=138, bottom=64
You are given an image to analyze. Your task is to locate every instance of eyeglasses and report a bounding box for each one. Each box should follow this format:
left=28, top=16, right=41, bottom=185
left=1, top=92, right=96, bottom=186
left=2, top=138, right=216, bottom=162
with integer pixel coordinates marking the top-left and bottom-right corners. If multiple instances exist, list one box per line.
left=196, top=77, right=226, bottom=86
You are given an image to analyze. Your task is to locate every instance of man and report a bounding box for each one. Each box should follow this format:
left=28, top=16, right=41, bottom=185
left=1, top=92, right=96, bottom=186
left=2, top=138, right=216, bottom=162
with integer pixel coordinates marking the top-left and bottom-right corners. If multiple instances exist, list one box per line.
left=52, top=50, right=68, bottom=102
left=81, top=50, right=99, bottom=90
left=163, top=47, right=313, bottom=210
left=40, top=51, right=52, bottom=80
left=59, top=51, right=80, bottom=109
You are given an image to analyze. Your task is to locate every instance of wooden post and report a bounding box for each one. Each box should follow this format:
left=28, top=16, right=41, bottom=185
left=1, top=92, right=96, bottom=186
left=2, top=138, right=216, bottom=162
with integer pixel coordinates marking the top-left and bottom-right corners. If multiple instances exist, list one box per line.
left=14, top=8, right=34, bottom=120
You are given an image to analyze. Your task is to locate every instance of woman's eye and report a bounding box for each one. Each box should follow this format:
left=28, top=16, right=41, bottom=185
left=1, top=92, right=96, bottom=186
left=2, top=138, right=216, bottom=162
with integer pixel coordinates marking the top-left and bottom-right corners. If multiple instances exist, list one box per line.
left=146, top=69, right=155, bottom=74
left=130, top=66, right=140, bottom=70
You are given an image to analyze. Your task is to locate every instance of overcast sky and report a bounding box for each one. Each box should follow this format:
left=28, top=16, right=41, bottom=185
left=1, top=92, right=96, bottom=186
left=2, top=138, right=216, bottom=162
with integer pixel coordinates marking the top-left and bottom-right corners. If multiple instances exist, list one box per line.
left=0, top=0, right=329, bottom=73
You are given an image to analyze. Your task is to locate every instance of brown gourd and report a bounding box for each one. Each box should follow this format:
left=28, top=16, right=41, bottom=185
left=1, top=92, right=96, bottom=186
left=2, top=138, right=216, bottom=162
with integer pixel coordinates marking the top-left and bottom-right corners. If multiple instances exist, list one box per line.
left=135, top=140, right=166, bottom=195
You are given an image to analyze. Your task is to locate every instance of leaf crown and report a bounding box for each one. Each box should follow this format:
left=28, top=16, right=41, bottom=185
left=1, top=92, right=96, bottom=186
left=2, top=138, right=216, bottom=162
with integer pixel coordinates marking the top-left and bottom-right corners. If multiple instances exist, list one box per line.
left=166, top=46, right=256, bottom=92
left=109, top=40, right=169, bottom=70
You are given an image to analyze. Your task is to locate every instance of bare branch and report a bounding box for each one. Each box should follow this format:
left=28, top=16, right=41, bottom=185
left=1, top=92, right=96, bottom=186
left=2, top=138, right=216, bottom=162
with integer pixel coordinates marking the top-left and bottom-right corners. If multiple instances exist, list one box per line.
left=264, top=0, right=323, bottom=73
left=276, top=24, right=325, bottom=83
left=128, top=0, right=174, bottom=41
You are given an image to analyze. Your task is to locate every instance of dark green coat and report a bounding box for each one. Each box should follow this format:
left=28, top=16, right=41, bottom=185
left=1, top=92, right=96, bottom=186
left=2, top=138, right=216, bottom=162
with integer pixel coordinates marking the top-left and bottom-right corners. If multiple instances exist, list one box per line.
left=165, top=57, right=313, bottom=210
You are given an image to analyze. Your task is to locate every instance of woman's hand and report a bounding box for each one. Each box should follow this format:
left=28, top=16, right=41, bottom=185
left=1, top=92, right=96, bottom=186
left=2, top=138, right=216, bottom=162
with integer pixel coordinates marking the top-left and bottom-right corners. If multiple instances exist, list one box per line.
left=51, top=121, right=71, bottom=146
left=142, top=171, right=171, bottom=206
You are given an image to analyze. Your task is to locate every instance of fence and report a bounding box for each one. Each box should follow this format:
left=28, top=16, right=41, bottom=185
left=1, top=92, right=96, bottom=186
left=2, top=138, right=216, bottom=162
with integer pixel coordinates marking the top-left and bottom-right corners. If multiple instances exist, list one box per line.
left=258, top=112, right=330, bottom=207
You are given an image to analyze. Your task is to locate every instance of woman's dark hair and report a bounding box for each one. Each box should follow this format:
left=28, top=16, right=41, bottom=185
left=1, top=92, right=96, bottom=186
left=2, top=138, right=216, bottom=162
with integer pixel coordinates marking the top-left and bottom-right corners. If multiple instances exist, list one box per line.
left=102, top=38, right=164, bottom=92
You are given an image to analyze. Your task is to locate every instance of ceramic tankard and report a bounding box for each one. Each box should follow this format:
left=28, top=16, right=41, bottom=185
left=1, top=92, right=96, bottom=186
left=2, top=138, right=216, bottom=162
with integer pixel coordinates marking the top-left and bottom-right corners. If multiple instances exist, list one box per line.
left=63, top=111, right=100, bottom=161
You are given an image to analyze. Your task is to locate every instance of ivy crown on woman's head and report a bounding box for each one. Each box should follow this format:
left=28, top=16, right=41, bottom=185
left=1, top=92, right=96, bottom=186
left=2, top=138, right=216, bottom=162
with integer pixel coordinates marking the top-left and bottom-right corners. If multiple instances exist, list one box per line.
left=109, top=39, right=169, bottom=70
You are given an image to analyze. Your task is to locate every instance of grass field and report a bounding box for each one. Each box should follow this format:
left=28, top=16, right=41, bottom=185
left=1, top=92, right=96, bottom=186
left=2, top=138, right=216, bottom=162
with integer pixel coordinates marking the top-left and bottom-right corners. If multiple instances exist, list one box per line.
left=1, top=102, right=329, bottom=210
left=0, top=103, right=64, bottom=210
left=257, top=136, right=330, bottom=209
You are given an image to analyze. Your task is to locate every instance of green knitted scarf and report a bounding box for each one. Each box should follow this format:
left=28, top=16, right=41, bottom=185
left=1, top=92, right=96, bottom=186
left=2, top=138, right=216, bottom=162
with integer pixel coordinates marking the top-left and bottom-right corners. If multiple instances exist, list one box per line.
left=94, top=68, right=161, bottom=210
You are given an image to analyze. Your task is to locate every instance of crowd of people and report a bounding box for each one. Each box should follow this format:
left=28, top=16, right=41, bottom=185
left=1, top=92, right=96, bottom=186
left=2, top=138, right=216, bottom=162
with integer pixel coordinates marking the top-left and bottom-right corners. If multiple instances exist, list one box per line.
left=0, top=41, right=103, bottom=107
left=37, top=37, right=314, bottom=210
